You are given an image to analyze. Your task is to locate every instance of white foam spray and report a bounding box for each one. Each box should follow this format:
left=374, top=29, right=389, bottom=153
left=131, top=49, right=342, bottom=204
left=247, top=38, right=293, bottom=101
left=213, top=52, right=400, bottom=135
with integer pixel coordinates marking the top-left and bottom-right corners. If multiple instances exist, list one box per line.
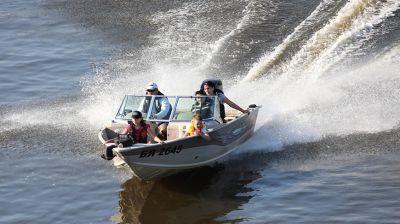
left=228, top=0, right=400, bottom=151
left=243, top=0, right=338, bottom=82
left=200, top=0, right=278, bottom=69
left=231, top=42, right=400, bottom=152
left=244, top=0, right=400, bottom=81
left=2, top=0, right=399, bottom=155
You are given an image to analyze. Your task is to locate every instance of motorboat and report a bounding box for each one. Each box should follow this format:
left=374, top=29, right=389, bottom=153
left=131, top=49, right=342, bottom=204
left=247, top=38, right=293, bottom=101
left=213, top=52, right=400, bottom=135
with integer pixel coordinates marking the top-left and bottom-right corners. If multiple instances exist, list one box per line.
left=98, top=86, right=261, bottom=180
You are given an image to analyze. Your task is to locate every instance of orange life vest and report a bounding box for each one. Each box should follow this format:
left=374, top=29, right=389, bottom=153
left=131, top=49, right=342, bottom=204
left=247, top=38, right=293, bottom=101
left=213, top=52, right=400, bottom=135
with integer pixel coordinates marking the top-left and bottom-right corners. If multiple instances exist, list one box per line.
left=186, top=120, right=205, bottom=136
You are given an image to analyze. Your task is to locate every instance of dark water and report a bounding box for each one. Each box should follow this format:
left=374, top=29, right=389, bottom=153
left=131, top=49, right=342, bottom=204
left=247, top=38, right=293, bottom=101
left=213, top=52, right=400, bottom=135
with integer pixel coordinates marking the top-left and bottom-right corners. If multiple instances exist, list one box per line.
left=0, top=0, right=111, bottom=105
left=1, top=0, right=400, bottom=223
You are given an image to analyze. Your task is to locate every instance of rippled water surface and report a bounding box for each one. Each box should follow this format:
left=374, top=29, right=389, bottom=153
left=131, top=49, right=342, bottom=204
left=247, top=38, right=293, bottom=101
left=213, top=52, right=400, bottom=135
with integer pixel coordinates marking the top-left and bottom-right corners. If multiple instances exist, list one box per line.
left=1, top=0, right=399, bottom=223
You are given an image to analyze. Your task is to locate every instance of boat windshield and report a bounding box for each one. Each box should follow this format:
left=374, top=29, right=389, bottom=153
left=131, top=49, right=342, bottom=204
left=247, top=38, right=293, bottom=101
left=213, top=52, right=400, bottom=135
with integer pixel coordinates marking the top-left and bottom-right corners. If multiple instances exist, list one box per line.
left=115, top=95, right=216, bottom=122
left=172, top=96, right=215, bottom=121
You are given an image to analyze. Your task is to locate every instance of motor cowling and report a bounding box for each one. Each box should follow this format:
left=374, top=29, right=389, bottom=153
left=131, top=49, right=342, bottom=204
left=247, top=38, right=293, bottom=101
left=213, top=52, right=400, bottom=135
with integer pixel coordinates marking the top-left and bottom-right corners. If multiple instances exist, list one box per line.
left=248, top=104, right=257, bottom=109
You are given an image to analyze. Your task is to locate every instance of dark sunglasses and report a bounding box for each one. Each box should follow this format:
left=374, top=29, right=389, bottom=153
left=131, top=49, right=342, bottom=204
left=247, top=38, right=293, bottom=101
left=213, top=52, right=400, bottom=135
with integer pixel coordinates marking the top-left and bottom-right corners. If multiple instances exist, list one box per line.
left=146, top=89, right=155, bottom=93
left=132, top=115, right=142, bottom=119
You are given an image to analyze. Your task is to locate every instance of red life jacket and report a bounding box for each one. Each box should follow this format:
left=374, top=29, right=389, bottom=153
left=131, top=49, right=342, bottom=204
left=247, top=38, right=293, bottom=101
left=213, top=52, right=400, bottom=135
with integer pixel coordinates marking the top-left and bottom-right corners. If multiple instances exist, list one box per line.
left=128, top=121, right=149, bottom=143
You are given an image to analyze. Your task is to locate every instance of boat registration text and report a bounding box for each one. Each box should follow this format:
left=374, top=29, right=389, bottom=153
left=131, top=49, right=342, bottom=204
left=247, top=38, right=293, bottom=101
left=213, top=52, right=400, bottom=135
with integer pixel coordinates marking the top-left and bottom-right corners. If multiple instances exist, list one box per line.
left=139, top=145, right=183, bottom=158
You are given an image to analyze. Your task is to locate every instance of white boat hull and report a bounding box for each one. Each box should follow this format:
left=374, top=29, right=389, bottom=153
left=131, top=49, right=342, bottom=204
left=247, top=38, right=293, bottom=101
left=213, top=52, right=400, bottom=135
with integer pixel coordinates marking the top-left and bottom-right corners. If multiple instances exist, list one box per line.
left=108, top=106, right=260, bottom=180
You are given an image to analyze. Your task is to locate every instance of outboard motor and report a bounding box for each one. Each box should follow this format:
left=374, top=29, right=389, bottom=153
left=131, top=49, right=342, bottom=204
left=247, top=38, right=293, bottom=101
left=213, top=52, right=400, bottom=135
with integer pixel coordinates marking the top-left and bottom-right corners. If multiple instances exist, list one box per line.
left=102, top=145, right=116, bottom=160
left=248, top=104, right=257, bottom=109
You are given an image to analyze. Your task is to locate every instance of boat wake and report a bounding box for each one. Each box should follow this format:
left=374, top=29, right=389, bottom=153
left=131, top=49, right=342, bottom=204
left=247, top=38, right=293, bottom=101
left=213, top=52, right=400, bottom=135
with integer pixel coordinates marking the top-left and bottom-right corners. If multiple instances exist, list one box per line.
left=1, top=0, right=399, bottom=156
left=243, top=0, right=400, bottom=81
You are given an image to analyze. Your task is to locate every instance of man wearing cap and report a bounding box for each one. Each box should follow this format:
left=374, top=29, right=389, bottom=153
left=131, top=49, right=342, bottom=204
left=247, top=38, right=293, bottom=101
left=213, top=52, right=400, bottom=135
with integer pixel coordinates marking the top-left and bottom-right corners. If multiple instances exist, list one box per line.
left=142, top=82, right=172, bottom=140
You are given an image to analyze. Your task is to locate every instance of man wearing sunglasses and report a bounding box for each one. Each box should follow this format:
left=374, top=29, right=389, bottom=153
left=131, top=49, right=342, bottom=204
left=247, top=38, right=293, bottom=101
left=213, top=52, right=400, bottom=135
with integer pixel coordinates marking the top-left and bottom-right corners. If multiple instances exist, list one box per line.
left=144, top=82, right=172, bottom=140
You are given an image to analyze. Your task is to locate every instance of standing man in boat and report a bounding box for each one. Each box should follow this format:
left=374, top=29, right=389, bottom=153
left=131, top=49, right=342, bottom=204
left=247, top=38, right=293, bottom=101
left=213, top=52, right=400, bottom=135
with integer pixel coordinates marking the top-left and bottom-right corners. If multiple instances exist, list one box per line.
left=202, top=81, right=249, bottom=122
left=143, top=82, right=172, bottom=140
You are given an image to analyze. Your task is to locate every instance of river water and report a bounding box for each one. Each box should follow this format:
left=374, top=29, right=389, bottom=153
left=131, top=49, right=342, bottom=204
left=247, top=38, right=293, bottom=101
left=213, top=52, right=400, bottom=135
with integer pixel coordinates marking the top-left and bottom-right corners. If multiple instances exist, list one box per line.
left=1, top=0, right=400, bottom=223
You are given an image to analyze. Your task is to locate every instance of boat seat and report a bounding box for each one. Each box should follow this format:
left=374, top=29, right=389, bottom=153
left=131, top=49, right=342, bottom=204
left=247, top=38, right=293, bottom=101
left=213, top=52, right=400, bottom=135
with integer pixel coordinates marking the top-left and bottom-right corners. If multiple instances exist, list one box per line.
left=166, top=119, right=222, bottom=140
left=225, top=109, right=241, bottom=123
left=167, top=122, right=191, bottom=140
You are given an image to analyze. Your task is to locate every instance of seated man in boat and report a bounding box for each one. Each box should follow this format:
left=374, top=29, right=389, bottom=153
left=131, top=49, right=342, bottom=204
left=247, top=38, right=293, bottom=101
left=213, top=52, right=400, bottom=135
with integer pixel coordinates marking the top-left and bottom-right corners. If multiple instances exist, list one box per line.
left=140, top=82, right=172, bottom=140
left=184, top=114, right=211, bottom=141
left=101, top=111, right=164, bottom=160
left=202, top=81, right=249, bottom=122
left=191, top=90, right=212, bottom=119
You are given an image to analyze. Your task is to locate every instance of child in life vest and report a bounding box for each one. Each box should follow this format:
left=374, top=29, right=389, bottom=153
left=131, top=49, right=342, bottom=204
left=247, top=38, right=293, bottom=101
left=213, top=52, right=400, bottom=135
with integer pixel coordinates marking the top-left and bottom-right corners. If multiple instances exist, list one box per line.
left=184, top=114, right=211, bottom=141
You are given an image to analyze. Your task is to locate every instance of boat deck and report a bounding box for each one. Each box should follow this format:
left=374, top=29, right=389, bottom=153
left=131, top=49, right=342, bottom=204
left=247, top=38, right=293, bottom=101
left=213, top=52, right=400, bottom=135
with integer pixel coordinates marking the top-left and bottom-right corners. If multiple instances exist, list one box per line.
left=166, top=109, right=241, bottom=141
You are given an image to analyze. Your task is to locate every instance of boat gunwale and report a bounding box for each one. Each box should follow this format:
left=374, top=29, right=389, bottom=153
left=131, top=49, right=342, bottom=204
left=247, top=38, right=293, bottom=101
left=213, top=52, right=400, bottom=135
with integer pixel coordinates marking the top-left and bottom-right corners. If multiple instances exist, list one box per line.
left=115, top=106, right=259, bottom=153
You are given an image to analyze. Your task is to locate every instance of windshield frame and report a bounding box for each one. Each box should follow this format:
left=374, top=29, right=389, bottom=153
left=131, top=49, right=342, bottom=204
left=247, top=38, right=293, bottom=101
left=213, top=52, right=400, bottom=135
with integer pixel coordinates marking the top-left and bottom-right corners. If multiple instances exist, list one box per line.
left=114, top=95, right=218, bottom=122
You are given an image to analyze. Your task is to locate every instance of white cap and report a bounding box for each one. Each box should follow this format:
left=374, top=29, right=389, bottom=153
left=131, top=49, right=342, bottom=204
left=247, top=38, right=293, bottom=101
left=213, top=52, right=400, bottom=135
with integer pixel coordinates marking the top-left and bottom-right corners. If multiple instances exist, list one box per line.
left=146, top=82, right=158, bottom=90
